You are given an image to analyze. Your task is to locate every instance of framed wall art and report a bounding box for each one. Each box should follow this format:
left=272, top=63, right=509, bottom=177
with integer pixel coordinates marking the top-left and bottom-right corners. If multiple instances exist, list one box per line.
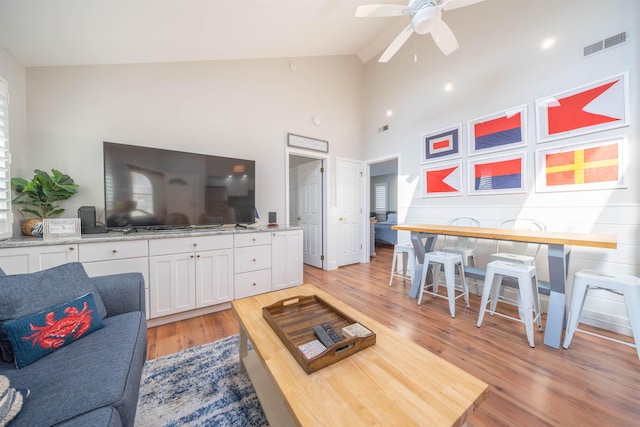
left=468, top=152, right=526, bottom=195
left=535, top=72, right=629, bottom=143
left=421, top=161, right=463, bottom=198
left=468, top=105, right=526, bottom=156
left=535, top=136, right=626, bottom=193
left=421, top=124, right=461, bottom=163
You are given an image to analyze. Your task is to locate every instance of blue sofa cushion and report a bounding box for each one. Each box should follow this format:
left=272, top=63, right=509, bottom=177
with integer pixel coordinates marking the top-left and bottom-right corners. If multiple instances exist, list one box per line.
left=0, top=263, right=107, bottom=364
left=5, top=294, right=105, bottom=369
left=3, top=311, right=146, bottom=427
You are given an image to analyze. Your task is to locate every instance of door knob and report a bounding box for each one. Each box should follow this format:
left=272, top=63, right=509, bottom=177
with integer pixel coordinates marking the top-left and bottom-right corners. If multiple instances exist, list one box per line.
left=339, top=217, right=346, bottom=221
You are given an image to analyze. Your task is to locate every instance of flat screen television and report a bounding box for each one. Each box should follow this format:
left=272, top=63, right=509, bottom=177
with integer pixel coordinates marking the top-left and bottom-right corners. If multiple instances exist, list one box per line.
left=103, top=142, right=255, bottom=230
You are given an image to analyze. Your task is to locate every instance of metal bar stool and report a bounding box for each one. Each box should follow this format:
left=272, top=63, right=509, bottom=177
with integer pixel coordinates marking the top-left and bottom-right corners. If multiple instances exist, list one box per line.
left=563, top=270, right=640, bottom=360
left=389, top=244, right=415, bottom=286
left=418, top=251, right=469, bottom=318
left=477, top=260, right=543, bottom=347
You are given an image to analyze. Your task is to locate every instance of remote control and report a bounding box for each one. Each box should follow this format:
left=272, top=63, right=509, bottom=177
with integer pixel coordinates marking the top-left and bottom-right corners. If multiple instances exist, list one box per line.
left=312, top=324, right=337, bottom=348
left=321, top=323, right=343, bottom=343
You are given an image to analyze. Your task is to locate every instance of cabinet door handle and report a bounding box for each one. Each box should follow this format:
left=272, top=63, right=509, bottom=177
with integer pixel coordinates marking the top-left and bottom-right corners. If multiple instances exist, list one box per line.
left=193, top=243, right=197, bottom=247
left=112, top=249, right=117, bottom=253
left=69, top=247, right=75, bottom=251
left=190, top=255, right=195, bottom=258
left=196, top=255, right=200, bottom=258
left=252, top=258, right=256, bottom=262
left=252, top=283, right=256, bottom=287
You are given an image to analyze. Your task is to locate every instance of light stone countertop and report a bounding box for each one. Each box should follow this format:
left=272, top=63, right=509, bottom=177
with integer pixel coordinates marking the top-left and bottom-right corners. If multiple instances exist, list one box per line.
left=0, top=225, right=302, bottom=248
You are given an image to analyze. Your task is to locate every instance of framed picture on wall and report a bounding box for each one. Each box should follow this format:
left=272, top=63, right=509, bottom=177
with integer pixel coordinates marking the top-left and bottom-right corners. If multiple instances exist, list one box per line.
left=421, top=124, right=462, bottom=163
left=468, top=152, right=526, bottom=195
left=421, top=161, right=463, bottom=198
left=535, top=136, right=626, bottom=192
left=468, top=105, right=526, bottom=156
left=535, top=72, right=629, bottom=143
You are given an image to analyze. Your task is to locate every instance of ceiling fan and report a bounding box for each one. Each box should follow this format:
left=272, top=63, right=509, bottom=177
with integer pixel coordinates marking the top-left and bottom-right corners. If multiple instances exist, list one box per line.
left=356, top=0, right=485, bottom=62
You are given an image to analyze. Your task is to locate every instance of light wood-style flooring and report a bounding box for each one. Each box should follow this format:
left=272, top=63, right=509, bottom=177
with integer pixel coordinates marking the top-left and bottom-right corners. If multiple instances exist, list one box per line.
left=146, top=245, right=640, bottom=426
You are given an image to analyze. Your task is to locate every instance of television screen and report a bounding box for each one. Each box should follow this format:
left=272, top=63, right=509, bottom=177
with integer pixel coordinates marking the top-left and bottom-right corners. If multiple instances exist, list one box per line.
left=103, top=142, right=255, bottom=229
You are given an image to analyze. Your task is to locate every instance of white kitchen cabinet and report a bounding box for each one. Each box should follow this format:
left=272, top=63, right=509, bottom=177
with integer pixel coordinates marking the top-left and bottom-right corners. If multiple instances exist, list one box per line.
left=148, top=235, right=234, bottom=317
left=79, top=240, right=150, bottom=318
left=271, top=229, right=303, bottom=291
left=234, top=232, right=272, bottom=298
left=0, top=244, right=78, bottom=274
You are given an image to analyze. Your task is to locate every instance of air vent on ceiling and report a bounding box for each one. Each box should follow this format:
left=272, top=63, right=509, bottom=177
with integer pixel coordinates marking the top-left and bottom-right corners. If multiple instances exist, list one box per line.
left=582, top=31, right=628, bottom=58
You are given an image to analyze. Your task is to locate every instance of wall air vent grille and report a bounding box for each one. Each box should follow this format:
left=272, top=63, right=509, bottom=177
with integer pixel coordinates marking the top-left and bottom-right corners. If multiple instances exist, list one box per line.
left=582, top=31, right=628, bottom=58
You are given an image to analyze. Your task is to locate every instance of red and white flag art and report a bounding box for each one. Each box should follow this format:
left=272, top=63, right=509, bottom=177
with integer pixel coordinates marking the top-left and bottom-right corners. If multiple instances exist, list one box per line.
left=536, top=73, right=628, bottom=142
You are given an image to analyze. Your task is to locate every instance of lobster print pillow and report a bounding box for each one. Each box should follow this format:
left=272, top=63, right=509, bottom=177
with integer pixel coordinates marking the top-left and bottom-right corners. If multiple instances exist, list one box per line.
left=4, top=293, right=105, bottom=369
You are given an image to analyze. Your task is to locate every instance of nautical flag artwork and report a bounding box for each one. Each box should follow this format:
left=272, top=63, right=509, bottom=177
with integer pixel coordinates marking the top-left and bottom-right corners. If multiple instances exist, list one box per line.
left=421, top=124, right=461, bottom=163
left=535, top=73, right=628, bottom=143
left=469, top=153, right=526, bottom=195
left=535, top=137, right=625, bottom=192
left=468, top=106, right=526, bottom=155
left=421, top=162, right=463, bottom=197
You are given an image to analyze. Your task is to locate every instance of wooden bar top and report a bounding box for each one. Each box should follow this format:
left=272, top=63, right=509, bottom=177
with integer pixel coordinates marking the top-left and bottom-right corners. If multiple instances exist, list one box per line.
left=232, top=284, right=489, bottom=427
left=392, top=224, right=617, bottom=249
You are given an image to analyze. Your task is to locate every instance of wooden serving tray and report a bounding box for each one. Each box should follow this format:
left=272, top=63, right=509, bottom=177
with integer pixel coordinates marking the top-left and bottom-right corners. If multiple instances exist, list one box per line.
left=262, top=294, right=376, bottom=374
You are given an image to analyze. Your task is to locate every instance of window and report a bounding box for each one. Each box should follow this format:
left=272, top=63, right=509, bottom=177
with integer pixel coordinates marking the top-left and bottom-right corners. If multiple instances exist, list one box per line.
left=375, top=182, right=388, bottom=214
left=0, top=78, right=11, bottom=239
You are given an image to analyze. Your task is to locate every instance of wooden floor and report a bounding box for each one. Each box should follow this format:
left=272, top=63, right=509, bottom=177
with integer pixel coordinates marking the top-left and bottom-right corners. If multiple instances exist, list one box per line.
left=146, top=245, right=640, bottom=426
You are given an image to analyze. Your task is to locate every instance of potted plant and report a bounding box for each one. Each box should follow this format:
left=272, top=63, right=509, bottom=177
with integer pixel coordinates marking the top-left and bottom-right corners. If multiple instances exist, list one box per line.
left=11, top=169, right=79, bottom=236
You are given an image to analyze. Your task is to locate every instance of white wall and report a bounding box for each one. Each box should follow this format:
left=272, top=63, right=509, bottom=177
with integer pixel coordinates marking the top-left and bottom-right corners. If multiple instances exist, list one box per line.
left=363, top=0, right=639, bottom=332
left=23, top=56, right=364, bottom=265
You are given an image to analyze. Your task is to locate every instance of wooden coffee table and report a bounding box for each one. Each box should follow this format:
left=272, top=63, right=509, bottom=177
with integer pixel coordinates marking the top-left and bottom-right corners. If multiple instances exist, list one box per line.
left=232, top=285, right=488, bottom=426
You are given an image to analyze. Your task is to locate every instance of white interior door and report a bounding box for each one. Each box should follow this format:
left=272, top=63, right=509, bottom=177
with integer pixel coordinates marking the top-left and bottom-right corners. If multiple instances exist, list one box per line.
left=337, top=158, right=363, bottom=267
left=297, top=160, right=323, bottom=268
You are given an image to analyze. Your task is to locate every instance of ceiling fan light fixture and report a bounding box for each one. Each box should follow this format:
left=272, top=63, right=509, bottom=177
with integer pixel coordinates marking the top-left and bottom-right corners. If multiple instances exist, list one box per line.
left=411, top=7, right=440, bottom=35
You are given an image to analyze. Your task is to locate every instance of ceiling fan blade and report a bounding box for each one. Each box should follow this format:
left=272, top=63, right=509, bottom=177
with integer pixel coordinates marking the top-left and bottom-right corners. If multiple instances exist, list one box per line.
left=431, top=19, right=458, bottom=55
left=379, top=25, right=415, bottom=62
left=442, top=0, right=485, bottom=11
left=356, top=4, right=412, bottom=18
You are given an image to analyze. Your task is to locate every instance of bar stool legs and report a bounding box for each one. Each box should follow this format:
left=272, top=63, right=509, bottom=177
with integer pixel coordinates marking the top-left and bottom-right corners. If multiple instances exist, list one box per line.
left=477, top=260, right=543, bottom=347
left=417, top=251, right=469, bottom=318
left=389, top=244, right=415, bottom=286
left=563, top=270, right=640, bottom=360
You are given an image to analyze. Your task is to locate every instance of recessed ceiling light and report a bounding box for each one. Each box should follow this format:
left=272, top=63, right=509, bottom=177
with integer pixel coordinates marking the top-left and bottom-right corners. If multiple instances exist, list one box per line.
left=541, top=37, right=556, bottom=50
left=386, top=109, right=393, bottom=117
left=444, top=83, right=453, bottom=92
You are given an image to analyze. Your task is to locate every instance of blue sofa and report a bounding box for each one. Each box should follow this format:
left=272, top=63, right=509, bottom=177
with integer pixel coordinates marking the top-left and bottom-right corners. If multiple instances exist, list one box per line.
left=0, top=263, right=147, bottom=426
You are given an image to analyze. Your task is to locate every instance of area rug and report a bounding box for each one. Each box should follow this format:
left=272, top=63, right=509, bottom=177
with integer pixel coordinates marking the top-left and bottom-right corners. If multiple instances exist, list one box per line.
left=135, top=335, right=269, bottom=427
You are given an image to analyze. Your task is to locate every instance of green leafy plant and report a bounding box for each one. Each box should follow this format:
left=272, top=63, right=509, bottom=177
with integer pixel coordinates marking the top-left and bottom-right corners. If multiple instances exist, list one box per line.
left=11, top=169, right=79, bottom=218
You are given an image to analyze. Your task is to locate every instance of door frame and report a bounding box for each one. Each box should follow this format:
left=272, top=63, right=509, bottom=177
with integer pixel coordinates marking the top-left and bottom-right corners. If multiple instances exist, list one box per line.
left=365, top=154, right=400, bottom=262
left=286, top=147, right=329, bottom=270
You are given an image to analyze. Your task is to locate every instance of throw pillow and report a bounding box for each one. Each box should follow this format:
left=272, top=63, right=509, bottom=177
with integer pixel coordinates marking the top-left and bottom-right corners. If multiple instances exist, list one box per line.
left=4, top=293, right=105, bottom=369
left=0, top=262, right=107, bottom=363
left=0, top=375, right=27, bottom=426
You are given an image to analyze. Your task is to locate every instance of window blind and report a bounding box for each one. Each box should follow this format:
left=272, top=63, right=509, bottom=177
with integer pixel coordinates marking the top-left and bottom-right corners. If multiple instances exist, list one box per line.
left=374, top=183, right=387, bottom=214
left=0, top=79, right=12, bottom=239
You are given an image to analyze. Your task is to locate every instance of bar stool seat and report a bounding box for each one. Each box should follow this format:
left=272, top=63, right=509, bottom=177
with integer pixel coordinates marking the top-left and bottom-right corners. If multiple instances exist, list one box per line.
left=418, top=251, right=469, bottom=318
left=477, top=260, right=543, bottom=347
left=563, top=270, right=640, bottom=360
left=389, top=244, right=415, bottom=286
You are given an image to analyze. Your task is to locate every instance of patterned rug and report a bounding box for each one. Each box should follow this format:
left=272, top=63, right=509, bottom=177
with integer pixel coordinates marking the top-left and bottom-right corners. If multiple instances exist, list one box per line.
left=135, top=335, right=268, bottom=427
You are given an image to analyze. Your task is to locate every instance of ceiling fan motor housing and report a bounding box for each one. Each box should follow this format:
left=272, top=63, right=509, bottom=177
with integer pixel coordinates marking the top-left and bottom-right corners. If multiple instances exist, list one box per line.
left=411, top=3, right=441, bottom=35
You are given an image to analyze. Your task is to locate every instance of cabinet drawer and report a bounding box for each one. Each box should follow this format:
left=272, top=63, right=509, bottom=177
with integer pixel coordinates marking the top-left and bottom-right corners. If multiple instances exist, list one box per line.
left=234, top=245, right=271, bottom=273
left=79, top=240, right=148, bottom=262
left=234, top=232, right=271, bottom=248
left=149, top=234, right=233, bottom=256
left=234, top=269, right=272, bottom=299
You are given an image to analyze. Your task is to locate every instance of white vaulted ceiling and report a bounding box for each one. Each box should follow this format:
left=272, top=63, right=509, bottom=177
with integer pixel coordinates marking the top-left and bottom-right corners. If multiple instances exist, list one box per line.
left=0, top=0, right=416, bottom=67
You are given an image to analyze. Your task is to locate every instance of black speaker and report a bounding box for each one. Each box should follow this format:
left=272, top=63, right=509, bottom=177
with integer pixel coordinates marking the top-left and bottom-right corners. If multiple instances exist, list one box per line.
left=78, top=206, right=96, bottom=230
left=268, top=212, right=277, bottom=224
left=78, top=206, right=107, bottom=234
